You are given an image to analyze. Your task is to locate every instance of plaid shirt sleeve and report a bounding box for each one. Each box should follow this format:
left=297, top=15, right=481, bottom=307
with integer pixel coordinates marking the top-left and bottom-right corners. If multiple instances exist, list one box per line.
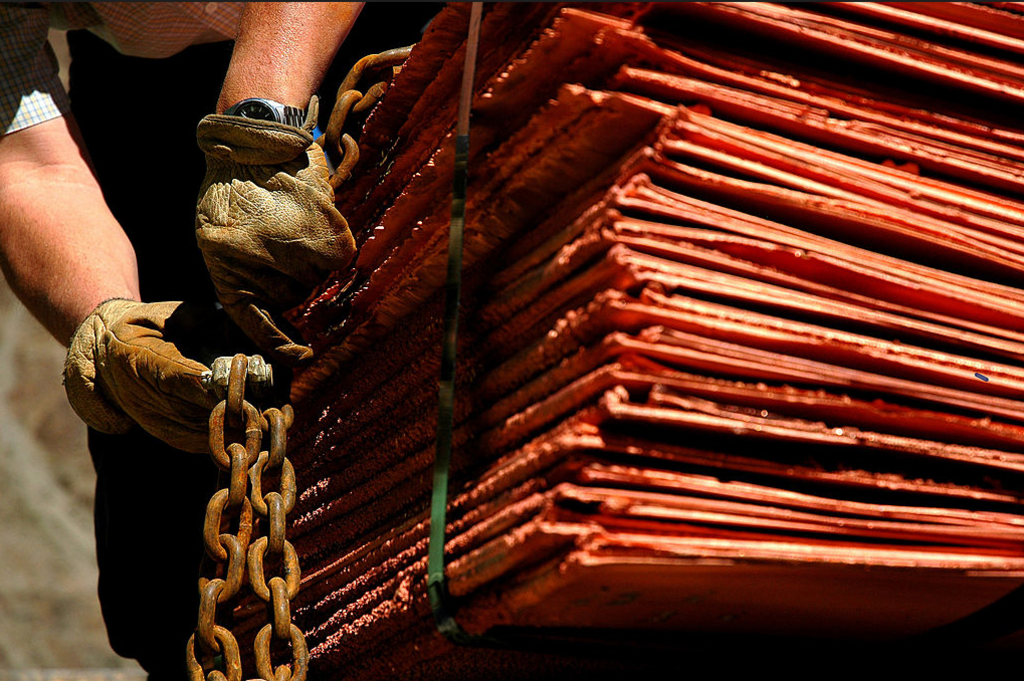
left=0, top=3, right=71, bottom=135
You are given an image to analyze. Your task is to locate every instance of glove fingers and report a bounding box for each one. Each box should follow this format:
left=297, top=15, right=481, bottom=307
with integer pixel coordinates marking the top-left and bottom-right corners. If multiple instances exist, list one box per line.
left=202, top=249, right=313, bottom=313
left=104, top=387, right=211, bottom=453
left=102, top=302, right=219, bottom=452
left=103, top=339, right=214, bottom=409
left=227, top=298, right=313, bottom=367
left=274, top=169, right=356, bottom=276
left=65, top=300, right=224, bottom=453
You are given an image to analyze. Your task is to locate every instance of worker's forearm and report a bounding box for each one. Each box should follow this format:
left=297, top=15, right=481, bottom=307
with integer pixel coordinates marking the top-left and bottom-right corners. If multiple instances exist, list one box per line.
left=0, top=117, right=140, bottom=345
left=217, top=1, right=364, bottom=113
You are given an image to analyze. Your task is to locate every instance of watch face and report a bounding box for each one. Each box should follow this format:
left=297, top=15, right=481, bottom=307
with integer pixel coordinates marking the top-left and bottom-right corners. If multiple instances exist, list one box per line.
left=234, top=100, right=278, bottom=122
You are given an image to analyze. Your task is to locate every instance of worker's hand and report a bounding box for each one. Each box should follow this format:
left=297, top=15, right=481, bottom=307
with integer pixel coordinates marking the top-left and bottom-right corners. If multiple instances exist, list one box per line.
left=195, top=96, right=356, bottom=366
left=64, top=299, right=222, bottom=454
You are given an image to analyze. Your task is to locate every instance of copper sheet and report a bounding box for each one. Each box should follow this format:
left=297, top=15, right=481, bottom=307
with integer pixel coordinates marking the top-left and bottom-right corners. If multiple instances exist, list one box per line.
left=625, top=167, right=1024, bottom=330
left=817, top=3, right=1024, bottom=55
left=865, top=3, right=1024, bottom=42
left=284, top=360, right=1024, bottom=610
left=611, top=38, right=1024, bottom=157
left=617, top=69, right=1024, bottom=195
left=477, top=366, right=1024, bottom=474
left=287, top=486, right=1024, bottom=664
left=457, top=538, right=1024, bottom=639
left=589, top=430, right=1023, bottom=506
left=647, top=157, right=1024, bottom=283
left=498, top=219, right=1024, bottom=361
left=480, top=329, right=1024, bottom=452
left=547, top=485, right=1024, bottom=550
left=470, top=234, right=1024, bottom=418
left=660, top=110, right=1024, bottom=229
left=662, top=3, right=1024, bottom=104
left=572, top=463, right=1024, bottom=529
left=658, top=126, right=1024, bottom=251
left=645, top=31, right=1024, bottom=146
left=290, top=230, right=1024, bottom=563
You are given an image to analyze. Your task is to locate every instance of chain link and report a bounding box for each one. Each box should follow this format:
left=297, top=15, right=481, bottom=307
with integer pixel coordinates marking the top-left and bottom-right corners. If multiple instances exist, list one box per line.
left=187, top=354, right=307, bottom=681
left=316, top=46, right=414, bottom=190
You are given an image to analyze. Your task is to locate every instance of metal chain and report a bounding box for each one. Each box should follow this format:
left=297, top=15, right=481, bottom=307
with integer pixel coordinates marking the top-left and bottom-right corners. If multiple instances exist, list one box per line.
left=315, top=46, right=414, bottom=190
left=182, top=46, right=413, bottom=680
left=187, top=354, right=307, bottom=681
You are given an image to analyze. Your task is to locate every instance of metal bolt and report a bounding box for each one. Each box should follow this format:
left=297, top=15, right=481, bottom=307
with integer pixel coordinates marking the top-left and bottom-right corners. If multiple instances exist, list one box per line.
left=201, top=355, right=274, bottom=400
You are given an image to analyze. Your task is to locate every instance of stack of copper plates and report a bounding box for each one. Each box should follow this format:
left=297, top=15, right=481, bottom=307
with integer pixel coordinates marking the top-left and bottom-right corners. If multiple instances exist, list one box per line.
left=259, top=3, right=1024, bottom=677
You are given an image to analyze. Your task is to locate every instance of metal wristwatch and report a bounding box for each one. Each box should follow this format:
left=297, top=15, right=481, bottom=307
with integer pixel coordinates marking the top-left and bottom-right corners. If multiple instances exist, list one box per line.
left=223, top=98, right=306, bottom=127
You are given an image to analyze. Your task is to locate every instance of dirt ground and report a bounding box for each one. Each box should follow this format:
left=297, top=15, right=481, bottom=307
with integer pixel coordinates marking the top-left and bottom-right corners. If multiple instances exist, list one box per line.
left=0, top=31, right=143, bottom=676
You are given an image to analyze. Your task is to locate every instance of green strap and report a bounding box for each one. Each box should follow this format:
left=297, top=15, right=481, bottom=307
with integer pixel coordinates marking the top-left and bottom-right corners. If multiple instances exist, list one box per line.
left=428, top=130, right=470, bottom=641
left=428, top=2, right=486, bottom=645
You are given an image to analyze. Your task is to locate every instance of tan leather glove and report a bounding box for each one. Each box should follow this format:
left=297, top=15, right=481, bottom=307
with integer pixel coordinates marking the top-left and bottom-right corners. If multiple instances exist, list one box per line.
left=64, top=299, right=220, bottom=454
left=196, top=96, right=356, bottom=366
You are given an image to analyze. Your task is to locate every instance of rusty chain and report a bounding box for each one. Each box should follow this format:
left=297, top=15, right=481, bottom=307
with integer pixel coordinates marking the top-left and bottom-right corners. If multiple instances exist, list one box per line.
left=182, top=46, right=414, bottom=679
left=187, top=354, right=306, bottom=681
left=315, top=46, right=414, bottom=190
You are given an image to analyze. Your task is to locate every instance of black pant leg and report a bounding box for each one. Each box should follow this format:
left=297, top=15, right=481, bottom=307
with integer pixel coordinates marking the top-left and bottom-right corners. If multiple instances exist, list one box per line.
left=89, top=428, right=218, bottom=676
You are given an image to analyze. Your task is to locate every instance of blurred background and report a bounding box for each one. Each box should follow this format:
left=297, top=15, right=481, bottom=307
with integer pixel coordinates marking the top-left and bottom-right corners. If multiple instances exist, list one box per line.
left=0, top=30, right=145, bottom=680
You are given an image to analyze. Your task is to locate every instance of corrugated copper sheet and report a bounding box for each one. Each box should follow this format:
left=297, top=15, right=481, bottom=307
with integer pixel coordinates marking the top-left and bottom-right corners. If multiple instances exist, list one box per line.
left=264, top=3, right=1024, bottom=676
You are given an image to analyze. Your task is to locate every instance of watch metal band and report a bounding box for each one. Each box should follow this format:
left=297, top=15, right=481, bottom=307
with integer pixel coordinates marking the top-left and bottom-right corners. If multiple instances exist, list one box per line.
left=279, top=104, right=307, bottom=128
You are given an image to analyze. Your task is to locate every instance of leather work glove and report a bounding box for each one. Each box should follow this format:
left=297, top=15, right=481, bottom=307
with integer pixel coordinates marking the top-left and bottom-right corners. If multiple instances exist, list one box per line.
left=195, top=96, right=356, bottom=366
left=64, top=299, right=222, bottom=454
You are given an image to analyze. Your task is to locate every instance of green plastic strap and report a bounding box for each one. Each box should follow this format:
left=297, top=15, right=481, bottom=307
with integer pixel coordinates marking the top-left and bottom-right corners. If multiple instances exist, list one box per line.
left=428, top=131, right=470, bottom=641
left=428, top=2, right=487, bottom=646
